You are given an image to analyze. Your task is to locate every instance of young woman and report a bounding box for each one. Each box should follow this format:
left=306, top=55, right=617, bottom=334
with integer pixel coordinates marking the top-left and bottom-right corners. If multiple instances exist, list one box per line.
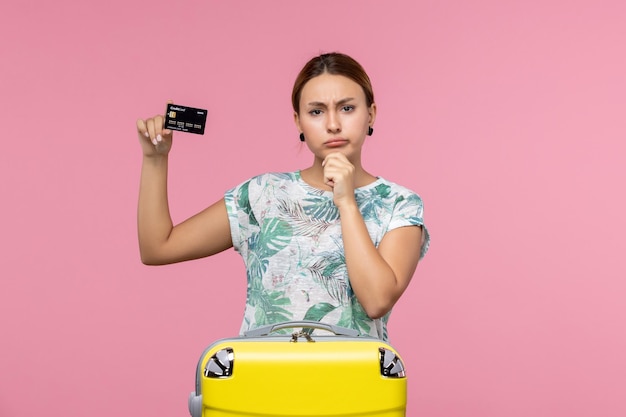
left=136, top=52, right=429, bottom=340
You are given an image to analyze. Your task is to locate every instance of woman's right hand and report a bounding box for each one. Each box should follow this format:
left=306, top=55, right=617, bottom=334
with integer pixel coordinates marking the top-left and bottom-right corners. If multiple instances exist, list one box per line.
left=136, top=107, right=174, bottom=157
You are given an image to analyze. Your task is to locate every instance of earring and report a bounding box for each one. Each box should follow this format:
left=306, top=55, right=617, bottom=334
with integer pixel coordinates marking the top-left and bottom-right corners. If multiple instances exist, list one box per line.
left=367, top=126, right=374, bottom=136
left=299, top=133, right=305, bottom=142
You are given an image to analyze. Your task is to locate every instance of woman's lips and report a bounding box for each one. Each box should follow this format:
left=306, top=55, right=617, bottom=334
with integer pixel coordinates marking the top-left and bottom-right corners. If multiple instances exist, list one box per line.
left=325, top=139, right=348, bottom=148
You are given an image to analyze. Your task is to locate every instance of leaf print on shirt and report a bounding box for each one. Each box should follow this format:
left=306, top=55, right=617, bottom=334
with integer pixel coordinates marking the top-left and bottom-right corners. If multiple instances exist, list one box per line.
left=253, top=291, right=293, bottom=326
left=302, top=302, right=337, bottom=321
left=237, top=180, right=258, bottom=226
left=374, top=183, right=392, bottom=199
left=357, top=183, right=392, bottom=224
left=401, top=193, right=424, bottom=215
left=255, top=172, right=296, bottom=185
left=247, top=270, right=292, bottom=326
left=247, top=217, right=293, bottom=279
left=306, top=250, right=349, bottom=304
left=276, top=199, right=332, bottom=237
left=337, top=299, right=372, bottom=336
left=302, top=195, right=339, bottom=221
left=302, top=302, right=338, bottom=334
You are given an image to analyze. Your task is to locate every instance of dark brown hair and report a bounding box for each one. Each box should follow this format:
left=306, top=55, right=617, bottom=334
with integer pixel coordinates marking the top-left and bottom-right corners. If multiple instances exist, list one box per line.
left=292, top=52, right=375, bottom=114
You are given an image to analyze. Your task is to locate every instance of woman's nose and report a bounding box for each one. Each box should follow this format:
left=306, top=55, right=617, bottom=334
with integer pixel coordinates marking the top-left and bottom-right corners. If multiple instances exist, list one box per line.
left=326, top=111, right=341, bottom=133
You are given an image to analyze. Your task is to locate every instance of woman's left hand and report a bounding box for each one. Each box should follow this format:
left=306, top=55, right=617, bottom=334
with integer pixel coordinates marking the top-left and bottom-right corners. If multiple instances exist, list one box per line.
left=322, top=152, right=357, bottom=208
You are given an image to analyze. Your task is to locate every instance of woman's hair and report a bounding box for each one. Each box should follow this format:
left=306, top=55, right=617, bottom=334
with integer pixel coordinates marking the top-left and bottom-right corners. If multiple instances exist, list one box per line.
left=291, top=52, right=375, bottom=114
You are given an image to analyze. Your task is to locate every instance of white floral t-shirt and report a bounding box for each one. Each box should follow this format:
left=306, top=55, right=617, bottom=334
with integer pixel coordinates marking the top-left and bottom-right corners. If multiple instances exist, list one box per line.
left=224, top=171, right=429, bottom=340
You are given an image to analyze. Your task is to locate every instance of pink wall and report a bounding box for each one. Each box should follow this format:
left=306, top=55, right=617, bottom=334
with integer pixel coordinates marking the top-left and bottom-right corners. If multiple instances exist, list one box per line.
left=2, top=1, right=625, bottom=416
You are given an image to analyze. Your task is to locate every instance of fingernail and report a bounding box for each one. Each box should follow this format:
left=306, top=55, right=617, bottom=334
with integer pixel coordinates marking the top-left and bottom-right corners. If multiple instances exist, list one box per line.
left=144, top=131, right=149, bottom=138
left=152, top=138, right=157, bottom=145
left=156, top=134, right=162, bottom=142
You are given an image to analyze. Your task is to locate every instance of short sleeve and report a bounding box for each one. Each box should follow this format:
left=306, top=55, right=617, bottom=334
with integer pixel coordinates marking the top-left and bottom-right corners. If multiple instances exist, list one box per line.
left=388, top=193, right=430, bottom=260
left=224, top=179, right=255, bottom=255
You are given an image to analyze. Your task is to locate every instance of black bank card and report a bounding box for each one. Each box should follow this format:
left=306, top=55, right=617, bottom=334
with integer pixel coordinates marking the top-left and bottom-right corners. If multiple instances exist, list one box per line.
left=164, top=103, right=207, bottom=135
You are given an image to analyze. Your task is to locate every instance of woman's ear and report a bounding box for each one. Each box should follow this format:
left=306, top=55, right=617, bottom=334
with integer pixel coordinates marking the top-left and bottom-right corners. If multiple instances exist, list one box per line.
left=368, top=103, right=377, bottom=126
left=293, top=111, right=301, bottom=131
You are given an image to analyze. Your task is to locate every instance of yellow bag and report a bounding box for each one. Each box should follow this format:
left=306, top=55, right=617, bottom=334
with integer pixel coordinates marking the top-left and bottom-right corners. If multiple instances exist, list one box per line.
left=189, top=321, right=407, bottom=417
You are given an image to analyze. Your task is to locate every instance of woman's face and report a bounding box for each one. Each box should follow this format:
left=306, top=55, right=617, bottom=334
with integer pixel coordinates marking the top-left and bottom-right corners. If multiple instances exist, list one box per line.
left=294, top=73, right=376, bottom=163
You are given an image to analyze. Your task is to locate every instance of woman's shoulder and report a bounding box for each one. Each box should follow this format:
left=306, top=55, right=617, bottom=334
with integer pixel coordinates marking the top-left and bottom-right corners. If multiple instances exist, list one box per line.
left=249, top=171, right=299, bottom=185
left=228, top=171, right=300, bottom=194
left=365, top=177, right=424, bottom=202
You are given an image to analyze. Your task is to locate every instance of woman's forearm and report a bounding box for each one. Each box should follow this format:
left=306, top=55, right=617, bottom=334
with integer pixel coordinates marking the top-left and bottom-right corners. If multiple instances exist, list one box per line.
left=137, top=154, right=174, bottom=264
left=338, top=204, right=400, bottom=319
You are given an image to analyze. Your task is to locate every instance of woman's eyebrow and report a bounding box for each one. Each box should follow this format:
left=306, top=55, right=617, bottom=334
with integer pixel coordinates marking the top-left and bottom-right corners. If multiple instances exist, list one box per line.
left=306, top=97, right=356, bottom=108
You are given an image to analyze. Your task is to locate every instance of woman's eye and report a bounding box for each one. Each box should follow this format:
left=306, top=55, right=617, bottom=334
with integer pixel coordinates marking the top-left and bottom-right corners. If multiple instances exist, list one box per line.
left=341, top=105, right=354, bottom=112
left=309, top=109, right=322, bottom=116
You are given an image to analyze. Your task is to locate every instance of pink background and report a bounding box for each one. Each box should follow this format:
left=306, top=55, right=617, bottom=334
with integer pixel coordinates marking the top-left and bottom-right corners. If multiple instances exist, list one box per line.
left=1, top=1, right=625, bottom=416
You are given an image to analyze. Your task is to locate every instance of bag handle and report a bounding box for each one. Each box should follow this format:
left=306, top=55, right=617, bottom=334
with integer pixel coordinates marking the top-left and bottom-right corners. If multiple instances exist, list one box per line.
left=243, top=320, right=359, bottom=337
